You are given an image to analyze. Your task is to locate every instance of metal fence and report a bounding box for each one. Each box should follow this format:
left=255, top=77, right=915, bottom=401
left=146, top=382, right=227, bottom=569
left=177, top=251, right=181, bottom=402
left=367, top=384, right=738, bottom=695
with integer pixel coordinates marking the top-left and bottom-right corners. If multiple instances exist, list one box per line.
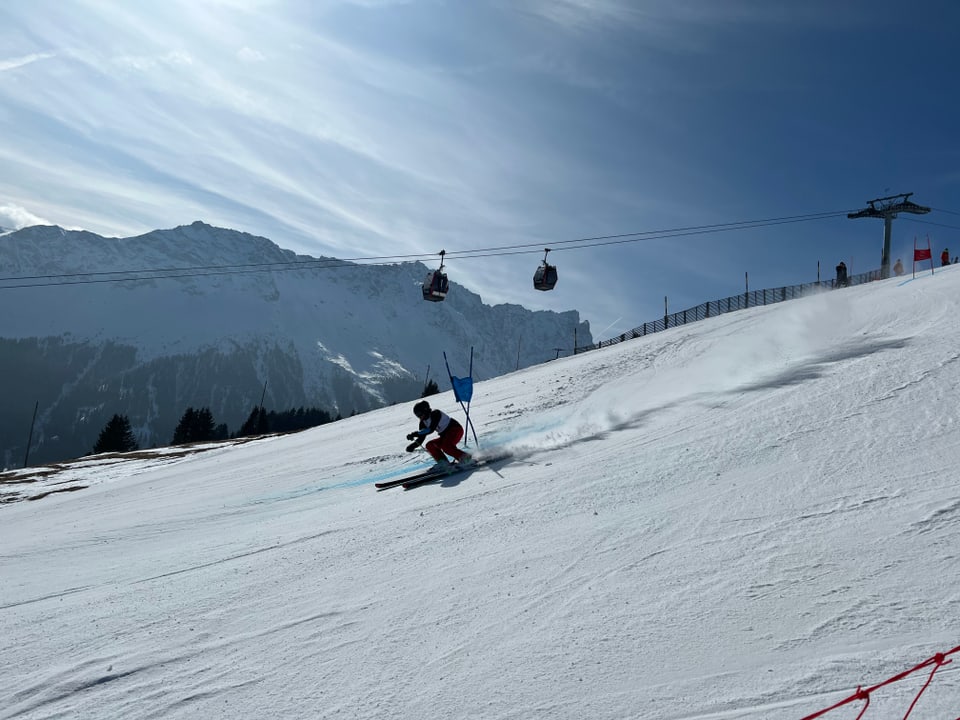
left=575, top=268, right=884, bottom=354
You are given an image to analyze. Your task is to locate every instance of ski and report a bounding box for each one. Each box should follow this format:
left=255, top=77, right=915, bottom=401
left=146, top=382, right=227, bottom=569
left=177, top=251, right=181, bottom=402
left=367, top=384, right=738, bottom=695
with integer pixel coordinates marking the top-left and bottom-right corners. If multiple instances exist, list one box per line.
left=374, top=468, right=443, bottom=491
left=402, top=471, right=457, bottom=490
left=402, top=455, right=511, bottom=490
left=376, top=455, right=509, bottom=492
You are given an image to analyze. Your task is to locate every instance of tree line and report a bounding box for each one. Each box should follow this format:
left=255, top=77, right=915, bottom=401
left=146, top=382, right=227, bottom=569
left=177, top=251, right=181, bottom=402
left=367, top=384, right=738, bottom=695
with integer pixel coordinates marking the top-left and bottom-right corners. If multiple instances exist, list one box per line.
left=92, top=377, right=440, bottom=455
left=91, top=405, right=340, bottom=454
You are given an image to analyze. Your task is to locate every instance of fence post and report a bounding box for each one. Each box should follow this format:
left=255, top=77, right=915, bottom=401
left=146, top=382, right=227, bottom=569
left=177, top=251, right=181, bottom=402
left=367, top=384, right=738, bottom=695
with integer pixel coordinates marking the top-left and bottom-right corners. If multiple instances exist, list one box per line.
left=664, top=296, right=668, bottom=329
left=745, top=272, right=750, bottom=308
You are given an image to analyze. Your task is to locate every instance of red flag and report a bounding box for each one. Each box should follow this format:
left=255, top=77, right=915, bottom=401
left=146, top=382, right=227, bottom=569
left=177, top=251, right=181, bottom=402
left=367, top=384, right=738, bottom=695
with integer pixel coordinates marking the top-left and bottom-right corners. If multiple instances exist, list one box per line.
left=914, top=248, right=932, bottom=261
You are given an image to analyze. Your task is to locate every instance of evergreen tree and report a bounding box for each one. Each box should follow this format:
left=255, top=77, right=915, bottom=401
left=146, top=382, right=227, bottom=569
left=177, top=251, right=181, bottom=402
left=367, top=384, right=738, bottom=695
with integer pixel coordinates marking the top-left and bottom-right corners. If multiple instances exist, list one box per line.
left=262, top=406, right=332, bottom=434
left=172, top=407, right=197, bottom=444
left=196, top=407, right=216, bottom=440
left=238, top=406, right=269, bottom=437
left=93, top=414, right=139, bottom=454
left=171, top=406, right=218, bottom=444
left=422, top=379, right=440, bottom=397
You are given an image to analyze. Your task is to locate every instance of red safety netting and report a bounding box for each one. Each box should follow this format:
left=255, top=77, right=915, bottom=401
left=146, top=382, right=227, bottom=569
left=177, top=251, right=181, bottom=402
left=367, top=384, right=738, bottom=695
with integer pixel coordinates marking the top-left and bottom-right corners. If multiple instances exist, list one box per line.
left=801, top=645, right=959, bottom=720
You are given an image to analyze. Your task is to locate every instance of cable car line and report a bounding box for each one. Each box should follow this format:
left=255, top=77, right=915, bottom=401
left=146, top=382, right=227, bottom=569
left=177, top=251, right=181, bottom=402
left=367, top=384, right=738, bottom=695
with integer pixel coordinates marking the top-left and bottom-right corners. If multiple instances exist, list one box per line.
left=0, top=253, right=440, bottom=284
left=444, top=211, right=853, bottom=260
left=0, top=257, right=378, bottom=289
left=1, top=208, right=851, bottom=285
left=910, top=218, right=960, bottom=231
left=440, top=209, right=851, bottom=258
left=0, top=207, right=905, bottom=290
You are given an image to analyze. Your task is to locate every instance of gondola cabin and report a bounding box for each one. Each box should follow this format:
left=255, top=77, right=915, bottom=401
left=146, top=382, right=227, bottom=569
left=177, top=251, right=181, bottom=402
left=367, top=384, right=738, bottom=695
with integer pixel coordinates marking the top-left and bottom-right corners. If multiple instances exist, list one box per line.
left=533, top=263, right=558, bottom=291
left=422, top=249, right=449, bottom=302
left=422, top=269, right=449, bottom=301
left=533, top=248, right=558, bottom=291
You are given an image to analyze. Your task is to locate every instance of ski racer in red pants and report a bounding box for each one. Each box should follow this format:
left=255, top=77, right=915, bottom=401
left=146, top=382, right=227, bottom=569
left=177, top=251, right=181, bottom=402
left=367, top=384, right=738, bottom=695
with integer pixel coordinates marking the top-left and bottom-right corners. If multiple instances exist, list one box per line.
left=406, top=400, right=474, bottom=471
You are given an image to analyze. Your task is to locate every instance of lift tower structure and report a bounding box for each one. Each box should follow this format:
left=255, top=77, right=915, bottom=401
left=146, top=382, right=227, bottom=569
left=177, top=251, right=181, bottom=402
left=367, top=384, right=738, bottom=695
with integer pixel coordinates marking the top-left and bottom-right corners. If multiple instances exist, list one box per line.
left=848, top=193, right=930, bottom=279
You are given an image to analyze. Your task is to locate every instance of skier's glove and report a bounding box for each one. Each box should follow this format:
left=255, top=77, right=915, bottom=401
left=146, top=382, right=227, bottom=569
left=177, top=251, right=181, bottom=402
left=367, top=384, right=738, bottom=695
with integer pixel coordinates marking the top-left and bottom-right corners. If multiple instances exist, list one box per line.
left=405, top=441, right=420, bottom=453
left=406, top=432, right=418, bottom=441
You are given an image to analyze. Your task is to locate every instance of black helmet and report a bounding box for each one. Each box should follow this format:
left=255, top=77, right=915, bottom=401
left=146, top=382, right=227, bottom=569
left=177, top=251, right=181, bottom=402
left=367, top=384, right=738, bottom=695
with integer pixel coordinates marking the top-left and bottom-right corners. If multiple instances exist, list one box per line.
left=413, top=401, right=430, bottom=418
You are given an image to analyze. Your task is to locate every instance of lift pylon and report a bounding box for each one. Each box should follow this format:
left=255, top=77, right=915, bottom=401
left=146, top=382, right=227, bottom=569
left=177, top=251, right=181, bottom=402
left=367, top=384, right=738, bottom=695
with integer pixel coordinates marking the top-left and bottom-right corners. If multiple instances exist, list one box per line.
left=848, top=193, right=930, bottom=279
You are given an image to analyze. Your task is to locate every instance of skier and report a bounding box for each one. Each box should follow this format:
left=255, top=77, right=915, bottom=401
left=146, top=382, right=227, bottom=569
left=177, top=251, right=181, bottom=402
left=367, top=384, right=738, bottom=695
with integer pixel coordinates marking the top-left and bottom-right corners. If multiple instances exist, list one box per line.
left=835, top=261, right=848, bottom=287
left=406, top=400, right=474, bottom=473
left=893, top=258, right=904, bottom=276
left=941, top=248, right=950, bottom=267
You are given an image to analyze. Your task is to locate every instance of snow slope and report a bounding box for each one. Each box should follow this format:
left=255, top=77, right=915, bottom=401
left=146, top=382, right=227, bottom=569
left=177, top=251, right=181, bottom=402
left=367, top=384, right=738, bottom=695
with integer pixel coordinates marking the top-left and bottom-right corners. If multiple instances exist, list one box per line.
left=2, top=267, right=959, bottom=719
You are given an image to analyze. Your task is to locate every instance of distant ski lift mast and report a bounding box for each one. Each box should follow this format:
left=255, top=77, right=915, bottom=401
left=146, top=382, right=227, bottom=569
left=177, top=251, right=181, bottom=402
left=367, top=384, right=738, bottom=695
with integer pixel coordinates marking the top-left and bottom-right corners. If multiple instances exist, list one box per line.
left=848, top=193, right=930, bottom=279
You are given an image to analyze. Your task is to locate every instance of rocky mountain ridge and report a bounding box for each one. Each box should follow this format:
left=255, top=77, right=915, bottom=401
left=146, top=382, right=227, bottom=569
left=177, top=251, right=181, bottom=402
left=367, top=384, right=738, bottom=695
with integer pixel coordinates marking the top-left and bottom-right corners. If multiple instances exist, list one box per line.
left=0, top=222, right=591, bottom=466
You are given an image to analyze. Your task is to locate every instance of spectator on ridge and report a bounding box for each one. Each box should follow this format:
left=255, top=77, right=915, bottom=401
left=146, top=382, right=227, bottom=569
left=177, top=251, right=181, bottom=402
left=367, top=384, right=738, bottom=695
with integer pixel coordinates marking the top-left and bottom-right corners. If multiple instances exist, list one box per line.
left=835, top=261, right=848, bottom=287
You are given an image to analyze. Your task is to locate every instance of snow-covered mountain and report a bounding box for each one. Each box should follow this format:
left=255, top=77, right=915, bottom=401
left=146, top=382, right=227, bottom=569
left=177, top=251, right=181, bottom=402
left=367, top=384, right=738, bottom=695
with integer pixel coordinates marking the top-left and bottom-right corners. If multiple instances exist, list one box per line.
left=0, top=222, right=591, bottom=466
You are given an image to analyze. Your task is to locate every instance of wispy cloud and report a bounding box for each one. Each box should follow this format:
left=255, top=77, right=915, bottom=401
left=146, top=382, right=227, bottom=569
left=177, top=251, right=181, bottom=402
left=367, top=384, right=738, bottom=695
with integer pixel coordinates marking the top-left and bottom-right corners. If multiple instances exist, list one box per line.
left=0, top=52, right=55, bottom=72
left=0, top=0, right=952, bottom=334
left=236, top=47, right=265, bottom=63
left=0, top=203, right=53, bottom=229
left=112, top=50, right=194, bottom=73
left=519, top=0, right=638, bottom=31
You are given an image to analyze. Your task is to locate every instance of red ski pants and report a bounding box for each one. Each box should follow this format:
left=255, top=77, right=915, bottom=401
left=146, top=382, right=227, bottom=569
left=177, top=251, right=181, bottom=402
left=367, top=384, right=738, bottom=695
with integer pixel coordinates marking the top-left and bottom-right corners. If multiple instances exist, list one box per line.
left=425, top=422, right=466, bottom=462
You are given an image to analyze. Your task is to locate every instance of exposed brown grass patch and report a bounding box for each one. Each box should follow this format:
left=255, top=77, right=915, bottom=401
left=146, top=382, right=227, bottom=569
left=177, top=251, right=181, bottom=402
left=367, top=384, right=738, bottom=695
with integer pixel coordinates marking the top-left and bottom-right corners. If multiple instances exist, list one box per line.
left=0, top=434, right=277, bottom=505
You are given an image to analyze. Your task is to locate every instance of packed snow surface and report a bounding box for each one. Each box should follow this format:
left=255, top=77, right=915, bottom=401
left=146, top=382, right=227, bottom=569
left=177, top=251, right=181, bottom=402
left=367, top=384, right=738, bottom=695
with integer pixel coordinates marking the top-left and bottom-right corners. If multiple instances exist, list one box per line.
left=2, top=268, right=959, bottom=719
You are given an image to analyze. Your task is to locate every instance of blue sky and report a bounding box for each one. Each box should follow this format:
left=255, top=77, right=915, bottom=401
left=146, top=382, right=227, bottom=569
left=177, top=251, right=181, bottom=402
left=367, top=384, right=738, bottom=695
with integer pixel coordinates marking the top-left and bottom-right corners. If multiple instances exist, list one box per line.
left=1, top=0, right=958, bottom=339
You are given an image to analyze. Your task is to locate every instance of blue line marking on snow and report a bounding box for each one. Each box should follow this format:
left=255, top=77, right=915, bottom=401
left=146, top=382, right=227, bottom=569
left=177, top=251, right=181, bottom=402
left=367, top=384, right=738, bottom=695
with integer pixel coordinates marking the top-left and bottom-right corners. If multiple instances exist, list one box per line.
left=246, top=461, right=435, bottom=503
left=337, top=461, right=434, bottom=490
left=245, top=422, right=563, bottom=505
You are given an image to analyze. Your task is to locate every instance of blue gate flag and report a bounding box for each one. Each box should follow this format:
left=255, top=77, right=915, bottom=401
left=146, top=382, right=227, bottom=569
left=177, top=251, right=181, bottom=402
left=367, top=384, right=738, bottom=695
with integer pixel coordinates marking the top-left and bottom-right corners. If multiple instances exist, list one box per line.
left=444, top=348, right=479, bottom=447
left=450, top=376, right=473, bottom=404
